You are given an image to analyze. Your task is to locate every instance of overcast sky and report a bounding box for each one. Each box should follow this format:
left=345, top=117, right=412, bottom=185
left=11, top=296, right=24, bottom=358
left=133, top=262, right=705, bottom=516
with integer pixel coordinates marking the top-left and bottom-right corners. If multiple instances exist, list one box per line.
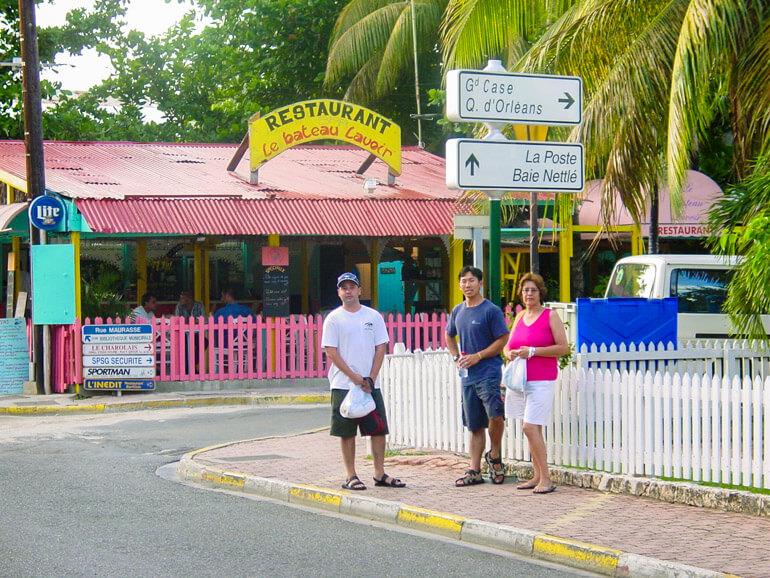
left=37, top=0, right=197, bottom=92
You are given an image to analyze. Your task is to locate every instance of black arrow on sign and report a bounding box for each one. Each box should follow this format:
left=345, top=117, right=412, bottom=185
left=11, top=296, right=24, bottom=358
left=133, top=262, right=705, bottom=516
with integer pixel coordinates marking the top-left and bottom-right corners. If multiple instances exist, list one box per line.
left=465, top=154, right=479, bottom=176
left=558, top=92, right=575, bottom=109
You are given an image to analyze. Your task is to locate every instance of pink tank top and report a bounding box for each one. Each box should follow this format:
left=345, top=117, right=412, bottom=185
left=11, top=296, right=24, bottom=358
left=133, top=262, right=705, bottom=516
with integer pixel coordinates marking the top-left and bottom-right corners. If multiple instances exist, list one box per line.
left=508, top=308, right=558, bottom=381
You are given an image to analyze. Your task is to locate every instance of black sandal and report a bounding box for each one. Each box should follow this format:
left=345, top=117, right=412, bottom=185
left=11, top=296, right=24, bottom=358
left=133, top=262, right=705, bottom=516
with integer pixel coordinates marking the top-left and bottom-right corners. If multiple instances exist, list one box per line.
left=374, top=473, right=406, bottom=488
left=455, top=469, right=484, bottom=487
left=341, top=475, right=366, bottom=490
left=484, top=450, right=505, bottom=484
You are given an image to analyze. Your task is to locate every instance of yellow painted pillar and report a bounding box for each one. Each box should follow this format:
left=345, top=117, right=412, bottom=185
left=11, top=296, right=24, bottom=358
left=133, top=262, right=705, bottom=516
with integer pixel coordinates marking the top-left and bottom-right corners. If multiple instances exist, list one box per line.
left=193, top=243, right=204, bottom=311
left=136, top=239, right=147, bottom=304
left=71, top=231, right=82, bottom=319
left=203, top=248, right=210, bottom=312
left=11, top=236, right=20, bottom=298
left=632, top=225, right=643, bottom=255
left=449, top=238, right=464, bottom=306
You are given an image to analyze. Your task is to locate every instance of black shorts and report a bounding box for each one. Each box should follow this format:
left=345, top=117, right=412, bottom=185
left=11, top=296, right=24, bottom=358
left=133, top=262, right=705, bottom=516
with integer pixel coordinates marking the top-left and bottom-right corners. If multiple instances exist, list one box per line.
left=330, top=388, right=389, bottom=438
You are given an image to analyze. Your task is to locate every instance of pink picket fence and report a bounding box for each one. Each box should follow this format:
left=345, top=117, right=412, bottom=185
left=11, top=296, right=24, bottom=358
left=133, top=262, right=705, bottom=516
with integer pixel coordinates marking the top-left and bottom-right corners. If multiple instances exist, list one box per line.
left=50, top=313, right=448, bottom=392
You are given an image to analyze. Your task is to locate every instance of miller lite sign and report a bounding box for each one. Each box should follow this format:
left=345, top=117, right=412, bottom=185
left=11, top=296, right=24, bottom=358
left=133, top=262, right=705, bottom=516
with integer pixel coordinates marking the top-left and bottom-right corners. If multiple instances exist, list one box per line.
left=28, top=195, right=66, bottom=231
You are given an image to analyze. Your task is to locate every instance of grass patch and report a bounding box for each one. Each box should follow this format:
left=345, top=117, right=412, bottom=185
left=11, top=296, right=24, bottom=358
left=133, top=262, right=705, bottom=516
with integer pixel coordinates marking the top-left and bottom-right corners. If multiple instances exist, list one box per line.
left=657, top=476, right=770, bottom=495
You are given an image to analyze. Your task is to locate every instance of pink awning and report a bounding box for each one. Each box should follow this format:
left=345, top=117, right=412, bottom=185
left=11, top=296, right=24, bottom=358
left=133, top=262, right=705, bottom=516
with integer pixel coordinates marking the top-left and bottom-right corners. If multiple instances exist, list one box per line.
left=577, top=170, right=722, bottom=237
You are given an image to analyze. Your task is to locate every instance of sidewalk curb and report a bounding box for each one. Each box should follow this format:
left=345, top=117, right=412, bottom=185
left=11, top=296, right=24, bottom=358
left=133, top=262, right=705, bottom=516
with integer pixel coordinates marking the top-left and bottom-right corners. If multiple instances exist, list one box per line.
left=503, top=462, right=770, bottom=519
left=0, top=393, right=330, bottom=416
left=176, top=452, right=736, bottom=577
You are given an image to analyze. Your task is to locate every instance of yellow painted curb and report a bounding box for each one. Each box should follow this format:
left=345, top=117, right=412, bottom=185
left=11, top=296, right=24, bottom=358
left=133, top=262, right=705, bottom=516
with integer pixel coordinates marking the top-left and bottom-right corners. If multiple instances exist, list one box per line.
left=397, top=506, right=467, bottom=538
left=199, top=470, right=246, bottom=489
left=184, top=397, right=250, bottom=407
left=252, top=394, right=330, bottom=404
left=0, top=394, right=330, bottom=416
left=289, top=484, right=343, bottom=511
left=534, top=534, right=621, bottom=576
left=0, top=404, right=107, bottom=415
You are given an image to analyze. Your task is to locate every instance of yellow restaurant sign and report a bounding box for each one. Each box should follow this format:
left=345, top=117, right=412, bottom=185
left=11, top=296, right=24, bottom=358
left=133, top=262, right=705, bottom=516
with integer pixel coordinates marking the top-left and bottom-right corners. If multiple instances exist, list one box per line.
left=249, top=99, right=402, bottom=176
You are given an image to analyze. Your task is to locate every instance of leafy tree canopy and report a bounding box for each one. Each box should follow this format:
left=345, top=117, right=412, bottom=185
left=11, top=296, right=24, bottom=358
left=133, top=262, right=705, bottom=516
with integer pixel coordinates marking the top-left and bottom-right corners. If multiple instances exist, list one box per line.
left=11, top=0, right=350, bottom=142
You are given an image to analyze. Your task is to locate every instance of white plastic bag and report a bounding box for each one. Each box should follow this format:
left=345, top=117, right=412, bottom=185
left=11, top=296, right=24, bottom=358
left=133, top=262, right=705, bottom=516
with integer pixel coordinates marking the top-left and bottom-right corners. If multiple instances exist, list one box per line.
left=502, top=357, right=527, bottom=392
left=340, top=385, right=376, bottom=419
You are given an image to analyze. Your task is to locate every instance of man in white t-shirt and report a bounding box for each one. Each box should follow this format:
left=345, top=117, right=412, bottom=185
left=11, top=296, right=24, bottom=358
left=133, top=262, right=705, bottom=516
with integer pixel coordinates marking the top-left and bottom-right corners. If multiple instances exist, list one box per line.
left=321, top=272, right=406, bottom=491
left=129, top=293, right=157, bottom=323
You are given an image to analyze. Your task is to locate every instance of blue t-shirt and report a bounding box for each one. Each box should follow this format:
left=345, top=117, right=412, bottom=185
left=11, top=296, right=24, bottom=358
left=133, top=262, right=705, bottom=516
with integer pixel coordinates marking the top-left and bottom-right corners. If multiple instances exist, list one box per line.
left=213, top=303, right=256, bottom=347
left=214, top=303, right=255, bottom=321
left=446, top=299, right=508, bottom=384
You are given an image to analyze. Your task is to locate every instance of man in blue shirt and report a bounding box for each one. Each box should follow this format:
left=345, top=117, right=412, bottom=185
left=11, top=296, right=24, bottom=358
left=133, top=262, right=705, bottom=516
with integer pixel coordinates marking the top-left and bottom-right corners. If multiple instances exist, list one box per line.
left=445, top=266, right=509, bottom=487
left=213, top=287, right=255, bottom=349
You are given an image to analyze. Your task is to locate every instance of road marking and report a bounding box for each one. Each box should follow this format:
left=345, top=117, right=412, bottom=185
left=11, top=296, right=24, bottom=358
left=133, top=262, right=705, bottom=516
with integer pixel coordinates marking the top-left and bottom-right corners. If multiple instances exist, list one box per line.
left=540, top=493, right=616, bottom=535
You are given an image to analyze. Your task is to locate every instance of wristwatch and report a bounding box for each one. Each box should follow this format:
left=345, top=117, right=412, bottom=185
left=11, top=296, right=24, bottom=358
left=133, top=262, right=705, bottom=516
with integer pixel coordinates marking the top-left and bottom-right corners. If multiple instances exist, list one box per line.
left=453, top=354, right=461, bottom=361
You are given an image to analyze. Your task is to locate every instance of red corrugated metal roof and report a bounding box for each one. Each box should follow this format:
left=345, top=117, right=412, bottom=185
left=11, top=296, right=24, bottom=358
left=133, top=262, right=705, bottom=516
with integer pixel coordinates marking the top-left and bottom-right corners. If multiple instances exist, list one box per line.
left=0, top=141, right=468, bottom=235
left=0, top=141, right=457, bottom=201
left=76, top=198, right=467, bottom=236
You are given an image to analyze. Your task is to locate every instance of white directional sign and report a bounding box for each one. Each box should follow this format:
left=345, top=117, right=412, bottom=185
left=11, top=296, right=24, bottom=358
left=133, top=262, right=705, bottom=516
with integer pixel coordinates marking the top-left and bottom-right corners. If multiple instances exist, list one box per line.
left=446, top=139, right=584, bottom=192
left=447, top=70, right=582, bottom=126
left=82, top=355, right=156, bottom=367
left=82, top=342, right=155, bottom=355
left=83, top=366, right=156, bottom=378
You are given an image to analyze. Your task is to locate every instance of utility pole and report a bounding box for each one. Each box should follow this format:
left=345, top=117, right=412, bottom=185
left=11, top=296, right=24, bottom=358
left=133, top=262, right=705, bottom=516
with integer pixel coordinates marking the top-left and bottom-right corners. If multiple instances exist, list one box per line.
left=18, top=0, right=47, bottom=393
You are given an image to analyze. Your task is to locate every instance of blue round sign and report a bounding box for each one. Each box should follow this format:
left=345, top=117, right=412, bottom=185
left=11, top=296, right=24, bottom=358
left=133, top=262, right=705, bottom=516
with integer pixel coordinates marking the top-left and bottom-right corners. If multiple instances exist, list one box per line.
left=28, top=195, right=66, bottom=231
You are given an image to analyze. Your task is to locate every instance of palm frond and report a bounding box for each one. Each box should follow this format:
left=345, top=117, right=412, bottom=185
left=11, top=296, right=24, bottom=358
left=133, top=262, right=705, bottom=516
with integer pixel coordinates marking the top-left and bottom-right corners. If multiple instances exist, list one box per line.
left=667, top=0, right=761, bottom=203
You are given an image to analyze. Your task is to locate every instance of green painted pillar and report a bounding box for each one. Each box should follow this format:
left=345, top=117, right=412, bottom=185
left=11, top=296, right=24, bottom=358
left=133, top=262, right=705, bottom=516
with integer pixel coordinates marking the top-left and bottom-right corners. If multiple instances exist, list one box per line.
left=488, top=192, right=502, bottom=306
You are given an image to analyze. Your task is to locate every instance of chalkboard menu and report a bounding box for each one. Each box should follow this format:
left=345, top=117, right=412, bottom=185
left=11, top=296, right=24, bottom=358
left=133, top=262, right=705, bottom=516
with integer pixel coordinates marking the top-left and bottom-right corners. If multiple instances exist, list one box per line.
left=0, top=318, right=29, bottom=395
left=263, top=265, right=289, bottom=317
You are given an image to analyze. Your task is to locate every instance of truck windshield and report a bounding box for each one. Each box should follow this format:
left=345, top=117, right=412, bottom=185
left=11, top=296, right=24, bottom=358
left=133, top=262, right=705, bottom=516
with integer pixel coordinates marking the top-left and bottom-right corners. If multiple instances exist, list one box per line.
left=606, top=263, right=655, bottom=298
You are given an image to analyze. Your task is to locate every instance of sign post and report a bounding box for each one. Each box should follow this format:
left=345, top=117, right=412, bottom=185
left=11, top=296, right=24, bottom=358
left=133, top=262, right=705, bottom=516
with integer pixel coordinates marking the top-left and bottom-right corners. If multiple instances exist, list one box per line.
left=446, top=61, right=583, bottom=303
left=81, top=325, right=156, bottom=391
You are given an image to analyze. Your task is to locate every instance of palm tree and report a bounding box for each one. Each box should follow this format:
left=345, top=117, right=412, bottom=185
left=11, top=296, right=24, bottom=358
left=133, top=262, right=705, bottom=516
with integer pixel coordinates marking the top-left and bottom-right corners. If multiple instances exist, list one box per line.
left=706, top=153, right=770, bottom=339
left=324, top=0, right=447, bottom=104
left=441, top=0, right=578, bottom=71
left=447, top=0, right=770, bottom=255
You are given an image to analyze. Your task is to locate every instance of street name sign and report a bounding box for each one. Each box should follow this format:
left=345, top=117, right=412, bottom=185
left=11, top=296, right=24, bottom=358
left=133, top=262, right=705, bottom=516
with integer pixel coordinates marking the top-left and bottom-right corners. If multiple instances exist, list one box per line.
left=446, top=139, right=584, bottom=192
left=82, top=324, right=153, bottom=343
left=447, top=70, right=582, bottom=126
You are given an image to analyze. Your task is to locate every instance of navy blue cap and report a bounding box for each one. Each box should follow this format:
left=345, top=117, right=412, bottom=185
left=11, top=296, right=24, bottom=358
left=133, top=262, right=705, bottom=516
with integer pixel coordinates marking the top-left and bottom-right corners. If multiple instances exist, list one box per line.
left=336, top=272, right=360, bottom=287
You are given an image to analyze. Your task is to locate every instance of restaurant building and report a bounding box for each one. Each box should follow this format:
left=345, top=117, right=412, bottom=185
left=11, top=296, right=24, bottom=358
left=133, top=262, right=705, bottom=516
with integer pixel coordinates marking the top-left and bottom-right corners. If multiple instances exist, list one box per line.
left=0, top=101, right=472, bottom=320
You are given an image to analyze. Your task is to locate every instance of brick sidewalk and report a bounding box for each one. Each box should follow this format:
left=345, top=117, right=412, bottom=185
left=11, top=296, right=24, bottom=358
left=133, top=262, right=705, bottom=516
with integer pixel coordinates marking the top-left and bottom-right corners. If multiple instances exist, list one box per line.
left=194, top=429, right=769, bottom=577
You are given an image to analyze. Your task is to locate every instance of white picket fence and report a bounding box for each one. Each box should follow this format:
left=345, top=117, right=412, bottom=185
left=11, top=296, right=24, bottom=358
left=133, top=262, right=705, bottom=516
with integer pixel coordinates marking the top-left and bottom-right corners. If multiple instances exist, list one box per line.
left=380, top=345, right=770, bottom=490
left=574, top=339, right=770, bottom=380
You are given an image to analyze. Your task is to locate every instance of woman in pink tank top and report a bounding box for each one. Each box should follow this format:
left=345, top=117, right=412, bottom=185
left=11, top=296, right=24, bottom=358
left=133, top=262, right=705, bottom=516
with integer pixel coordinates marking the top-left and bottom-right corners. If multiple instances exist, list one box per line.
left=503, top=273, right=568, bottom=494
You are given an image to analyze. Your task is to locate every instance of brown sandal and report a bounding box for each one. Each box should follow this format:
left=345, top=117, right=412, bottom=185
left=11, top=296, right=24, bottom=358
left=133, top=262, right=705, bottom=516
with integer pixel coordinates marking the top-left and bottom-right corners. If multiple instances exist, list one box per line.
left=455, top=469, right=484, bottom=487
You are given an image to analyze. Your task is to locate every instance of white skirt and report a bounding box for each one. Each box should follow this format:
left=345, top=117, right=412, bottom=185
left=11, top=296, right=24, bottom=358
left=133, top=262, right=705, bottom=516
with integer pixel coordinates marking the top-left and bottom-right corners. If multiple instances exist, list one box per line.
left=505, top=380, right=555, bottom=426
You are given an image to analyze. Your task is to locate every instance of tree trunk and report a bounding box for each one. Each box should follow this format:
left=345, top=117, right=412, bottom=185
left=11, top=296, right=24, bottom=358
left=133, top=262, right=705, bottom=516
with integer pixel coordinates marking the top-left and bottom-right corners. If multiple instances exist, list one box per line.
left=529, top=192, right=539, bottom=274
left=648, top=183, right=659, bottom=254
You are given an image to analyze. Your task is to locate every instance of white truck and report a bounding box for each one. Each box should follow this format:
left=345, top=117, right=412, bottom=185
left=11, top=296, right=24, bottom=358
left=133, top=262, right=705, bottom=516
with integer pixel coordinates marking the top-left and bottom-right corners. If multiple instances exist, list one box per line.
left=605, top=254, right=738, bottom=340
left=551, top=254, right=769, bottom=342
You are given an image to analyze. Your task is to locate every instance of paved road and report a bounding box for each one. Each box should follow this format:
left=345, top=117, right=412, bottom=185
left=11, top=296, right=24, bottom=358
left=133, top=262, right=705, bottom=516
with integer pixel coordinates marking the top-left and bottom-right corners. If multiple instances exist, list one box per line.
left=0, top=405, right=588, bottom=576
